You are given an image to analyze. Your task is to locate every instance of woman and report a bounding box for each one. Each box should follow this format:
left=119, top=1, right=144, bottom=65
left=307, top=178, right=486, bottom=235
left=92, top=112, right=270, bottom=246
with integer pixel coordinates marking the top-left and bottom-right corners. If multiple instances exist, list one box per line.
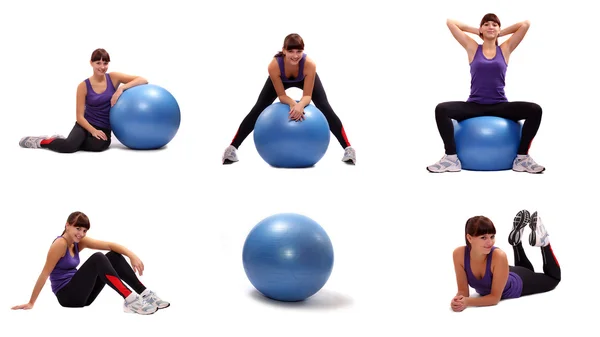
left=11, top=211, right=170, bottom=315
left=427, top=14, right=545, bottom=174
left=451, top=210, right=561, bottom=312
left=18, top=48, right=148, bottom=153
left=222, top=33, right=356, bottom=165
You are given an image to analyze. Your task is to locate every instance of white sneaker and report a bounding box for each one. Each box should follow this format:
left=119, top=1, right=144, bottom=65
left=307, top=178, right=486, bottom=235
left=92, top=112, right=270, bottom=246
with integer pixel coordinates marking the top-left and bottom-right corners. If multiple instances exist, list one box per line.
left=142, top=289, right=170, bottom=309
left=19, top=135, right=48, bottom=148
left=529, top=211, right=550, bottom=247
left=427, top=154, right=461, bottom=173
left=222, top=145, right=239, bottom=164
left=342, top=146, right=356, bottom=164
left=123, top=293, right=158, bottom=315
left=513, top=155, right=545, bottom=173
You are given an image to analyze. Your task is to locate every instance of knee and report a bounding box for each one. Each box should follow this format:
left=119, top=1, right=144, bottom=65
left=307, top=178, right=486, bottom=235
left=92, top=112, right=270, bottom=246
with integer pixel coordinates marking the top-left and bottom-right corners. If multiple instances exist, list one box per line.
left=530, top=103, right=542, bottom=119
left=435, top=103, right=449, bottom=118
left=105, top=251, right=123, bottom=261
left=90, top=251, right=109, bottom=262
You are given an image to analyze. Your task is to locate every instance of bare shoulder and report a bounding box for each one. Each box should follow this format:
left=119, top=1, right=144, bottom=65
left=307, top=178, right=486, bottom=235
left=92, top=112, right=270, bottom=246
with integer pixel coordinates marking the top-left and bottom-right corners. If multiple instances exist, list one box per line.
left=492, top=247, right=507, bottom=258
left=304, top=56, right=316, bottom=68
left=268, top=58, right=280, bottom=75
left=77, top=81, right=87, bottom=91
left=453, top=246, right=465, bottom=261
left=49, top=237, right=67, bottom=254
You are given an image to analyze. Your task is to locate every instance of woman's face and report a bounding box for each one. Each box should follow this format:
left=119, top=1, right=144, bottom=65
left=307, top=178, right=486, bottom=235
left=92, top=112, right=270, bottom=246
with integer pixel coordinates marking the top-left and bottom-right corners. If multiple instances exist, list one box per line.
left=283, top=49, right=303, bottom=65
left=468, top=233, right=496, bottom=254
left=90, top=59, right=109, bottom=76
left=64, top=223, right=88, bottom=243
left=480, top=20, right=500, bottom=40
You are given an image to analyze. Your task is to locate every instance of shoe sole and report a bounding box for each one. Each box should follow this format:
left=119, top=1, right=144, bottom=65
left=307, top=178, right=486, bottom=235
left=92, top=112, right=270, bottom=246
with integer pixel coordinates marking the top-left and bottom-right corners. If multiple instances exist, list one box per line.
left=426, top=166, right=461, bottom=173
left=512, top=167, right=546, bottom=174
left=529, top=211, right=538, bottom=246
left=508, top=210, right=530, bottom=245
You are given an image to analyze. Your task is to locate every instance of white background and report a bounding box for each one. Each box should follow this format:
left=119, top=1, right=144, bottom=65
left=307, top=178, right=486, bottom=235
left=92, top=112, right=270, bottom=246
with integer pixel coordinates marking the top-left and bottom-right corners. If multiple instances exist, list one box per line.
left=0, top=0, right=597, bottom=336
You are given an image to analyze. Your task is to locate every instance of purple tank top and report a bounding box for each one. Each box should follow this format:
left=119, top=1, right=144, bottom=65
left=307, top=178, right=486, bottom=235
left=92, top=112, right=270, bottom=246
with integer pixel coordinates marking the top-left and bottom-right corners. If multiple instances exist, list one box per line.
left=49, top=236, right=80, bottom=294
left=276, top=53, right=307, bottom=83
left=464, top=246, right=522, bottom=299
left=83, top=73, right=116, bottom=129
left=467, top=45, right=508, bottom=104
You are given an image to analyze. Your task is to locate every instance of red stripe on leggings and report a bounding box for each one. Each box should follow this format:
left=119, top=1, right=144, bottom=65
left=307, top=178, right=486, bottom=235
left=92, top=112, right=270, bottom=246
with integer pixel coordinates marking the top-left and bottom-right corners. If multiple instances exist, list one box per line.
left=230, top=129, right=240, bottom=145
left=106, top=274, right=132, bottom=297
left=40, top=138, right=55, bottom=145
left=341, top=126, right=351, bottom=147
left=547, top=244, right=560, bottom=267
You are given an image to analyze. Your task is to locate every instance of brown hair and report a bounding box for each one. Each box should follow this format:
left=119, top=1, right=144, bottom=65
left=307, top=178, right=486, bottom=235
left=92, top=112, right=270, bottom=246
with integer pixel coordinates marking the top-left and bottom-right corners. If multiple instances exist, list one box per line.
left=91, top=48, right=110, bottom=62
left=479, top=13, right=501, bottom=46
left=464, top=216, right=496, bottom=248
left=274, top=33, right=305, bottom=58
left=62, top=211, right=90, bottom=235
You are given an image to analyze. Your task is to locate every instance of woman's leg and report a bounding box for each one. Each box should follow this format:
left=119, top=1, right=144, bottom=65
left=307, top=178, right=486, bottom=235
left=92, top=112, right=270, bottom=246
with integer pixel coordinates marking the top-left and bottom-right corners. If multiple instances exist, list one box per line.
left=105, top=251, right=170, bottom=309
left=508, top=209, right=535, bottom=271
left=511, top=211, right=561, bottom=297
left=80, top=126, right=112, bottom=152
left=223, top=78, right=279, bottom=164
left=427, top=101, right=487, bottom=172
left=309, top=74, right=355, bottom=164
left=55, top=252, right=157, bottom=315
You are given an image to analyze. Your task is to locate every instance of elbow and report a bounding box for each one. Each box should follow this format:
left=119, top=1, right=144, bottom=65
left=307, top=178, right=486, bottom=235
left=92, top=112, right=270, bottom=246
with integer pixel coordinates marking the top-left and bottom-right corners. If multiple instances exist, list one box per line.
left=490, top=295, right=502, bottom=306
left=138, top=77, right=149, bottom=84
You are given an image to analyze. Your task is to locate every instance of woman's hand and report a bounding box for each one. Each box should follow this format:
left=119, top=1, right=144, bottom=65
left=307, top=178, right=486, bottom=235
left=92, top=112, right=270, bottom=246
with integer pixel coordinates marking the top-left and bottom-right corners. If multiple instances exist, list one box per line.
left=111, top=89, right=123, bottom=107
left=451, top=295, right=467, bottom=312
left=289, top=104, right=305, bottom=121
left=130, top=255, right=145, bottom=276
left=91, top=129, right=108, bottom=141
left=11, top=302, right=34, bottom=310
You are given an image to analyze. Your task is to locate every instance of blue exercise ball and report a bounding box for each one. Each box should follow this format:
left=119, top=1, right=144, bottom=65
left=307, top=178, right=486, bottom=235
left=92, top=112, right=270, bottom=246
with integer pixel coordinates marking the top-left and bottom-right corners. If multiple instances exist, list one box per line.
left=453, top=116, right=523, bottom=171
left=110, top=84, right=181, bottom=150
left=242, top=213, right=334, bottom=302
left=254, top=102, right=330, bottom=168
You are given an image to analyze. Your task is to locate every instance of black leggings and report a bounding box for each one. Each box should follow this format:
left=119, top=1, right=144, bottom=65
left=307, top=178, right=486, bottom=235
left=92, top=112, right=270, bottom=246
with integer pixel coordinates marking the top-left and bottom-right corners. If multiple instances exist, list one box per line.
left=55, top=251, right=146, bottom=308
left=230, top=73, right=351, bottom=149
left=41, top=122, right=111, bottom=153
left=435, top=101, right=543, bottom=155
left=510, top=243, right=561, bottom=297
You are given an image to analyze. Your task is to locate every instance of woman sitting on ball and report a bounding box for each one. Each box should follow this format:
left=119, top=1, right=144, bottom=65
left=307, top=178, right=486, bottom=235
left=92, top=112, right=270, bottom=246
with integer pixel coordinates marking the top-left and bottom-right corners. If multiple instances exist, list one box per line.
left=222, top=33, right=356, bottom=165
left=12, top=211, right=169, bottom=315
left=19, top=48, right=148, bottom=153
left=427, top=14, right=544, bottom=174
left=450, top=210, right=561, bottom=312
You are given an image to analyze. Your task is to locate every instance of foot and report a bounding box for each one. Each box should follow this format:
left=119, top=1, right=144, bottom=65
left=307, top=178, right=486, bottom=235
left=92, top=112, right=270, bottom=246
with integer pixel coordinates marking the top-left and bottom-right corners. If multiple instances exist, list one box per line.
left=142, top=289, right=170, bottom=309
left=508, top=210, right=531, bottom=246
left=342, top=146, right=356, bottom=165
left=513, top=155, right=545, bottom=173
left=123, top=293, right=158, bottom=315
left=222, top=145, right=239, bottom=164
left=427, top=154, right=461, bottom=173
left=19, top=135, right=48, bottom=149
left=529, top=211, right=550, bottom=247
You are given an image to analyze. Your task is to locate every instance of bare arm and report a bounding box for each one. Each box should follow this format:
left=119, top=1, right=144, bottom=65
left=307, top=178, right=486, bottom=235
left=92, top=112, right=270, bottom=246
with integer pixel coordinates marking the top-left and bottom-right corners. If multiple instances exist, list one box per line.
left=75, top=82, right=97, bottom=134
left=110, top=72, right=148, bottom=92
left=79, top=237, right=136, bottom=258
left=465, top=249, right=509, bottom=307
left=13, top=240, right=66, bottom=309
left=296, top=58, right=316, bottom=108
left=453, top=247, right=471, bottom=297
left=446, top=19, right=479, bottom=57
left=268, top=59, right=296, bottom=106
left=500, top=20, right=531, bottom=54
